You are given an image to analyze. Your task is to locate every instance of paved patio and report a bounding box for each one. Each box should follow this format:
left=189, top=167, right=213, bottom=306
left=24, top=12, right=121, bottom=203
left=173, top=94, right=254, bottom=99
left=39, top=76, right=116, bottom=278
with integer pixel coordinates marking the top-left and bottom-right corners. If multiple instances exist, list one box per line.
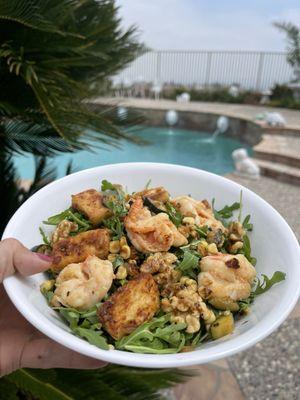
left=174, top=174, right=300, bottom=400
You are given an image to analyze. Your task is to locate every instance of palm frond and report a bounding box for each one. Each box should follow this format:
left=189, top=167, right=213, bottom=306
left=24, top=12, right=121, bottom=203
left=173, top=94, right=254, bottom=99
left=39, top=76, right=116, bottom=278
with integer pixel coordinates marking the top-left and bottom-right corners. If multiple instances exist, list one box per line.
left=0, top=0, right=83, bottom=37
left=1, top=118, right=78, bottom=156
left=0, top=378, right=19, bottom=400
left=0, top=150, right=22, bottom=234
left=4, top=366, right=194, bottom=400
left=0, top=0, right=144, bottom=150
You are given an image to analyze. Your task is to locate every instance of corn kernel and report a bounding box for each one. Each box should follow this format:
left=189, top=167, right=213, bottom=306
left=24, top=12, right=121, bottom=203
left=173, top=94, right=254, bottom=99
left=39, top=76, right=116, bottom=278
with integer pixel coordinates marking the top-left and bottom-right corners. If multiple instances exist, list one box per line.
left=120, top=245, right=131, bottom=259
left=120, top=236, right=127, bottom=247
left=116, top=265, right=127, bottom=279
left=40, top=279, right=55, bottom=293
left=108, top=254, right=117, bottom=262
left=207, top=243, right=218, bottom=254
left=109, top=240, right=120, bottom=254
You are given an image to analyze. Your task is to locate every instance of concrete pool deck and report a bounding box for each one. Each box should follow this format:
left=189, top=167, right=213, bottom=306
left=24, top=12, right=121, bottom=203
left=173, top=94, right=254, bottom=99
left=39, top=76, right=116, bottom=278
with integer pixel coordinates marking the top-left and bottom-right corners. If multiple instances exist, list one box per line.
left=174, top=174, right=300, bottom=400
left=94, top=98, right=300, bottom=185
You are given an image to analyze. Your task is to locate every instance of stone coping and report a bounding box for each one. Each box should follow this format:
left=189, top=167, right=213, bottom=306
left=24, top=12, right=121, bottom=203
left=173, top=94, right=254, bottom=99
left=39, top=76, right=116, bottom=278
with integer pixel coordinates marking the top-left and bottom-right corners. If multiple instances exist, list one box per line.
left=93, top=97, right=300, bottom=133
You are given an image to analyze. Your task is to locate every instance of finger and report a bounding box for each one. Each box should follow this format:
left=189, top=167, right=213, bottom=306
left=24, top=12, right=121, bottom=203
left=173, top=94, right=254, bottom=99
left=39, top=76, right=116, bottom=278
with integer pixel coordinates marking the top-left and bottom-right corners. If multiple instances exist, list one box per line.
left=21, top=337, right=107, bottom=370
left=0, top=238, right=52, bottom=281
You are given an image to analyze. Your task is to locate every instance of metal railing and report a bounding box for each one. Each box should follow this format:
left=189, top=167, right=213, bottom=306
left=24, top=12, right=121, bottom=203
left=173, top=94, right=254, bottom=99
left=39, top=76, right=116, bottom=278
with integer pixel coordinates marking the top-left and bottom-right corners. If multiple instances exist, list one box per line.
left=115, top=50, right=295, bottom=91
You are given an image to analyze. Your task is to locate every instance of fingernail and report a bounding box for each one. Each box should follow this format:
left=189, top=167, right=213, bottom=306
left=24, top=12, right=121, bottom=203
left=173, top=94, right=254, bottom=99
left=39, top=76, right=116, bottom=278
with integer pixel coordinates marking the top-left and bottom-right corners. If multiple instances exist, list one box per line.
left=35, top=253, right=53, bottom=262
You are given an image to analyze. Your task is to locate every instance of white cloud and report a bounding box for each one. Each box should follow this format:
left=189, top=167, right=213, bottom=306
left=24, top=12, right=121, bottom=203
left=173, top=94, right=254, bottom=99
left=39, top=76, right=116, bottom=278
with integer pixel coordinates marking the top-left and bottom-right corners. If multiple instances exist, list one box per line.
left=117, top=0, right=300, bottom=51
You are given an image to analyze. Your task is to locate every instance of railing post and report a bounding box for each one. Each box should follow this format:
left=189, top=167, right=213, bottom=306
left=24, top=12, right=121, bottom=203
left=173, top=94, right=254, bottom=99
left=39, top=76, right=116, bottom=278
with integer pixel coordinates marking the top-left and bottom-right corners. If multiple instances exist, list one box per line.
left=156, top=51, right=161, bottom=83
left=255, top=52, right=265, bottom=91
left=205, top=52, right=212, bottom=87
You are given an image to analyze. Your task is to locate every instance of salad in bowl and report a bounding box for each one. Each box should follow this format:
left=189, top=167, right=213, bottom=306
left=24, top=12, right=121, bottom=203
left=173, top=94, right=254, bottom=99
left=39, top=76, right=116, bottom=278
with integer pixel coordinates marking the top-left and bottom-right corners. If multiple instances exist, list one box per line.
left=36, top=179, right=285, bottom=354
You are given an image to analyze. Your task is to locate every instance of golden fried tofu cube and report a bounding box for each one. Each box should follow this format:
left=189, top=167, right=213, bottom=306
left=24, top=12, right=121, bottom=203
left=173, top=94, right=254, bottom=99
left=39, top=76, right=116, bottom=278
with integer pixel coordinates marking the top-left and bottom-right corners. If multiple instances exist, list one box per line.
left=71, top=189, right=111, bottom=226
left=51, top=229, right=110, bottom=273
left=98, top=273, right=160, bottom=340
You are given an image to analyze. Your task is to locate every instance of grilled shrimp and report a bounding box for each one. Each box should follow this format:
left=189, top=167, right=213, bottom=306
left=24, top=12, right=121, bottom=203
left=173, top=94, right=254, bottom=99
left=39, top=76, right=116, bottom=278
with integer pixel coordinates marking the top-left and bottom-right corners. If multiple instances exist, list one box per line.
left=171, top=196, right=226, bottom=232
left=124, top=197, right=187, bottom=253
left=51, top=255, right=114, bottom=311
left=198, top=253, right=256, bottom=307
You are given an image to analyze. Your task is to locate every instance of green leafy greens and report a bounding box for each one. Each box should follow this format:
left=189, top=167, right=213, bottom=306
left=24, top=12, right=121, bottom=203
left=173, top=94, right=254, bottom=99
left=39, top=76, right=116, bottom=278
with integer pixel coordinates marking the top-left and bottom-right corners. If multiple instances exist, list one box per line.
left=116, top=314, right=187, bottom=354
left=238, top=271, right=286, bottom=312
left=165, top=202, right=183, bottom=227
left=53, top=304, right=109, bottom=350
left=42, top=208, right=91, bottom=230
left=253, top=271, right=286, bottom=295
left=101, top=179, right=128, bottom=240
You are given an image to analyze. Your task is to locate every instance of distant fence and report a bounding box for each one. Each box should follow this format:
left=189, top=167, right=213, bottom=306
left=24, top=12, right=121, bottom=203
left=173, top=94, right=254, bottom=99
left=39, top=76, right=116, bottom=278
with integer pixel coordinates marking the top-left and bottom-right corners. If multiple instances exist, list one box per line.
left=115, top=50, right=295, bottom=91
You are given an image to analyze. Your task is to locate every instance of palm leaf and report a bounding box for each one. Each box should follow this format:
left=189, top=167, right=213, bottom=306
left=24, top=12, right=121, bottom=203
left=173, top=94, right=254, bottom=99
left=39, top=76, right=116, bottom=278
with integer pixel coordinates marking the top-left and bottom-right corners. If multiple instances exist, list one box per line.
left=0, top=0, right=144, bottom=149
left=0, top=379, right=19, bottom=400
left=0, top=0, right=84, bottom=37
left=4, top=366, right=194, bottom=400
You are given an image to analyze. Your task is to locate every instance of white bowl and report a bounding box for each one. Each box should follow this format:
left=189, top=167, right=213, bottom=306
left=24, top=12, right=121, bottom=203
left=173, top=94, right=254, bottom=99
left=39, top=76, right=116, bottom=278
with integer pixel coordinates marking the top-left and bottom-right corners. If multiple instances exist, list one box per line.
left=3, top=163, right=300, bottom=368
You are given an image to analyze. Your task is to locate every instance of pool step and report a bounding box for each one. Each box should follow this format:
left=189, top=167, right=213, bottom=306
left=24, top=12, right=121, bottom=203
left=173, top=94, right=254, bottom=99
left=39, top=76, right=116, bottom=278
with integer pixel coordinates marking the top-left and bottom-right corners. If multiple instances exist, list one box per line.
left=254, top=159, right=300, bottom=186
left=253, top=135, right=300, bottom=169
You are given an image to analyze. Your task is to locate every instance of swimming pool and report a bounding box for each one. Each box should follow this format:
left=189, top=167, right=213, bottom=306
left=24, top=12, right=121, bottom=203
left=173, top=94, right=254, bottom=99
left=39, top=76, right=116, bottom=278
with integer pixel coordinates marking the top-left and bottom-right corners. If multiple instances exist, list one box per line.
left=13, top=126, right=251, bottom=179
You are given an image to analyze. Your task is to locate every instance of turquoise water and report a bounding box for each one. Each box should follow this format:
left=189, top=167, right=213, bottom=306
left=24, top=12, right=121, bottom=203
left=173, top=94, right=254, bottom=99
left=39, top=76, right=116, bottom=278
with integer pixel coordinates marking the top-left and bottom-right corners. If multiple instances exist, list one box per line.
left=13, top=127, right=250, bottom=179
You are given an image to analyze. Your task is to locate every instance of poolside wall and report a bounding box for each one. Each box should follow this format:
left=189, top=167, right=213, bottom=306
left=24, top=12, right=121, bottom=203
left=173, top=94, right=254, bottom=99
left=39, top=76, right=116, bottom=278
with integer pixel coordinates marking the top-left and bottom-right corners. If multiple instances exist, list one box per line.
left=130, top=107, right=262, bottom=147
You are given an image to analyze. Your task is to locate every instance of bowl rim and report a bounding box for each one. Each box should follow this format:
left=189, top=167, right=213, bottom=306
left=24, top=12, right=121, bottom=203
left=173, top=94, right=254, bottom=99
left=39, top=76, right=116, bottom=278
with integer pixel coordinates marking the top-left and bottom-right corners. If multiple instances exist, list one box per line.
left=3, top=162, right=300, bottom=368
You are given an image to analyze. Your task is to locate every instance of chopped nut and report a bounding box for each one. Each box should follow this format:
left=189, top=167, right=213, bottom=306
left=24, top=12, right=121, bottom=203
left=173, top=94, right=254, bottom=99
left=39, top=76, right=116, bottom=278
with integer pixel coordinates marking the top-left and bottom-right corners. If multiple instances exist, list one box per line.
left=170, top=315, right=185, bottom=324
left=182, top=216, right=195, bottom=225
left=229, top=241, right=244, bottom=254
left=51, top=220, right=78, bottom=244
left=186, top=315, right=200, bottom=333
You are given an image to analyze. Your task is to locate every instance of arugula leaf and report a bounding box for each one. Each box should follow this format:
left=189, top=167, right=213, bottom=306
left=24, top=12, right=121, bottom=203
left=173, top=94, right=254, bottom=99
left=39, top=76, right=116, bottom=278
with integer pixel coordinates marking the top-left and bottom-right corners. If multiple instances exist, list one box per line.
left=43, top=208, right=91, bottom=232
left=238, top=271, right=286, bottom=312
left=215, top=201, right=240, bottom=219
left=238, top=190, right=243, bottom=222
left=145, top=178, right=152, bottom=189
left=72, top=327, right=109, bottom=350
left=177, top=251, right=199, bottom=272
left=116, top=315, right=187, bottom=354
left=39, top=227, right=51, bottom=246
left=103, top=216, right=124, bottom=240
left=242, top=215, right=253, bottom=231
left=165, top=202, right=183, bottom=227
left=194, top=225, right=208, bottom=238
left=241, top=234, right=257, bottom=266
left=43, top=209, right=71, bottom=225
left=253, top=271, right=286, bottom=296
left=101, top=179, right=117, bottom=192
left=176, top=251, right=200, bottom=279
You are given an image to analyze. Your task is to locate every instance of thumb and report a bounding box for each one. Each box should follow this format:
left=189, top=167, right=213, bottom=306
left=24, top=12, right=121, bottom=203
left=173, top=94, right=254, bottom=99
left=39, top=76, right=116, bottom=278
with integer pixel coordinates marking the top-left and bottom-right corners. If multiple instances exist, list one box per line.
left=0, top=238, right=52, bottom=282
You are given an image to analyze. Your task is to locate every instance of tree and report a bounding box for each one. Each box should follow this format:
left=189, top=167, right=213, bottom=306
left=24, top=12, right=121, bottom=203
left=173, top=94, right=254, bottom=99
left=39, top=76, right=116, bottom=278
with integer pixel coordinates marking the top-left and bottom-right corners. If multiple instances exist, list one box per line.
left=274, top=21, right=300, bottom=68
left=0, top=0, right=143, bottom=233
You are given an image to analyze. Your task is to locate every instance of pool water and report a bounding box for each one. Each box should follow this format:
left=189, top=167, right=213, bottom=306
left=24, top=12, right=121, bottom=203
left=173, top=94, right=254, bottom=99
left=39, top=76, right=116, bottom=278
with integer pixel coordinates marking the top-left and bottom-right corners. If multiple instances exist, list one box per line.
left=13, top=126, right=251, bottom=179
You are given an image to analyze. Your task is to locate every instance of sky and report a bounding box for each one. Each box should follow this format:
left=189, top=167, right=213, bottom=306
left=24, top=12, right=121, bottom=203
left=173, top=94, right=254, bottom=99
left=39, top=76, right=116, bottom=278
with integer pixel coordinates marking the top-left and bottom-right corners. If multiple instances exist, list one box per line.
left=117, top=0, right=300, bottom=51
